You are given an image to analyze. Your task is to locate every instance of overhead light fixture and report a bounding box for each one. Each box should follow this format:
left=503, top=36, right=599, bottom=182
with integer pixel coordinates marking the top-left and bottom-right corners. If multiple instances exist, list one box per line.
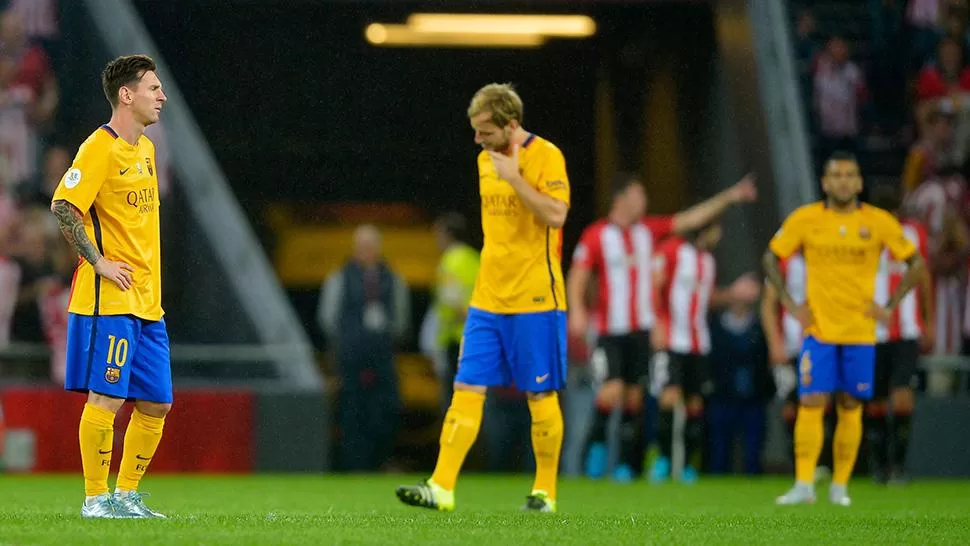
left=365, top=23, right=545, bottom=48
left=364, top=13, right=596, bottom=48
left=406, top=14, right=596, bottom=38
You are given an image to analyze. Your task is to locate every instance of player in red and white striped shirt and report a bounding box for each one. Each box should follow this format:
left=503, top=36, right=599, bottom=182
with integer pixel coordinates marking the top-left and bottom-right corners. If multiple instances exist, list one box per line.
left=567, top=172, right=756, bottom=481
left=869, top=189, right=933, bottom=484
left=903, top=174, right=967, bottom=355
left=648, top=219, right=760, bottom=483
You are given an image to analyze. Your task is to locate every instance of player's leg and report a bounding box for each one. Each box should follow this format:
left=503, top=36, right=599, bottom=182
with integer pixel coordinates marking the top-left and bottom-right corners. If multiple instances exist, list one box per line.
left=680, top=393, right=705, bottom=484
left=649, top=351, right=683, bottom=483
left=614, top=330, right=652, bottom=481
left=816, top=400, right=837, bottom=482
left=830, top=392, right=863, bottom=506
left=614, top=385, right=643, bottom=482
left=509, top=310, right=566, bottom=513
left=776, top=337, right=836, bottom=505
left=866, top=342, right=893, bottom=484
left=116, top=318, right=172, bottom=518
left=829, top=343, right=875, bottom=506
left=888, top=340, right=919, bottom=484
left=65, top=314, right=140, bottom=518
left=396, top=308, right=500, bottom=511
left=681, top=354, right=714, bottom=484
left=583, top=336, right=624, bottom=479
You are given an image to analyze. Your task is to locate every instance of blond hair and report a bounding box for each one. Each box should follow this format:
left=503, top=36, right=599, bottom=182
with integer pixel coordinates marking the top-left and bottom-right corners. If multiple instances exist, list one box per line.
left=467, top=83, right=523, bottom=128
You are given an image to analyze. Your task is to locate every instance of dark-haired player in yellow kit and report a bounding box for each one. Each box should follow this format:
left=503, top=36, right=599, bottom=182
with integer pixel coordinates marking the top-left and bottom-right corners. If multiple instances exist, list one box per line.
left=51, top=55, right=169, bottom=518
left=764, top=151, right=924, bottom=506
left=397, top=83, right=569, bottom=513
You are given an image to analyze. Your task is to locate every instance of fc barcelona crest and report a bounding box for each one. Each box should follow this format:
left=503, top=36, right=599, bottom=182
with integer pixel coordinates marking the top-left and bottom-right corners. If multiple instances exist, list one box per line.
left=145, top=158, right=154, bottom=176
left=105, top=367, right=121, bottom=384
left=859, top=226, right=871, bottom=240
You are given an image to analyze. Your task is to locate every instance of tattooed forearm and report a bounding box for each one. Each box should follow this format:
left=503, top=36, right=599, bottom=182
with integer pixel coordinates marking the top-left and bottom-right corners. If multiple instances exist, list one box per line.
left=887, top=253, right=925, bottom=311
left=762, top=249, right=795, bottom=311
left=50, top=199, right=102, bottom=266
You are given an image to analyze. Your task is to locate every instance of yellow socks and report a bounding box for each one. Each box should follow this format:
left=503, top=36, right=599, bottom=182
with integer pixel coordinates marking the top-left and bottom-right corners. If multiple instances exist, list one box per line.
left=116, top=409, right=166, bottom=492
left=79, top=403, right=117, bottom=497
left=833, top=404, right=863, bottom=486
left=794, top=404, right=824, bottom=484
left=428, top=389, right=563, bottom=500
left=430, top=390, right=485, bottom=491
left=528, top=393, right=563, bottom=501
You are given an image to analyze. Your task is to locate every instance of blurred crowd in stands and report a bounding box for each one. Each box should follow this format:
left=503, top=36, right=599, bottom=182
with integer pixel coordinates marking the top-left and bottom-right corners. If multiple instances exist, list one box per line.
left=0, top=1, right=170, bottom=385
left=0, top=0, right=70, bottom=383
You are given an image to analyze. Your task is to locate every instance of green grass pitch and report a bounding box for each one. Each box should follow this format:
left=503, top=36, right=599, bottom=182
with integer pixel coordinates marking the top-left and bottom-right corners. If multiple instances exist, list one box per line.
left=1, top=474, right=968, bottom=545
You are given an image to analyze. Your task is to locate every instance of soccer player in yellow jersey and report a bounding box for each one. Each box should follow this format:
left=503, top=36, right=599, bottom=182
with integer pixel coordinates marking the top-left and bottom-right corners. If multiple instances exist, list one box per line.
left=397, top=83, right=569, bottom=513
left=50, top=55, right=169, bottom=519
left=764, top=152, right=925, bottom=506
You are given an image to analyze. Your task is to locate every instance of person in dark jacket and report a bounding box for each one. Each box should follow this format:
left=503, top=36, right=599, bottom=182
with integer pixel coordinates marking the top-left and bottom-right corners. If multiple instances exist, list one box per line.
left=707, top=292, right=772, bottom=475
left=318, top=224, right=410, bottom=471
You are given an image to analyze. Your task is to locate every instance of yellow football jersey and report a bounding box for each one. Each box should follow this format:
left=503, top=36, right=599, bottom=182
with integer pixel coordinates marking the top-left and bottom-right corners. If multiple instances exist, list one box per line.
left=53, top=125, right=163, bottom=321
left=769, top=202, right=915, bottom=344
left=469, top=134, right=570, bottom=313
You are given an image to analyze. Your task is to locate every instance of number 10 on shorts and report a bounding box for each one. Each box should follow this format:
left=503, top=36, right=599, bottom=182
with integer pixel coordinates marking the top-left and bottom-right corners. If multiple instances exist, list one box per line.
left=106, top=335, right=130, bottom=367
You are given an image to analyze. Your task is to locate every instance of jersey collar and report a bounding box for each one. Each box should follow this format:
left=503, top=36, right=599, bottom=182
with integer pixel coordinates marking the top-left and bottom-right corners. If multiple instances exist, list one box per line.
left=100, top=124, right=119, bottom=139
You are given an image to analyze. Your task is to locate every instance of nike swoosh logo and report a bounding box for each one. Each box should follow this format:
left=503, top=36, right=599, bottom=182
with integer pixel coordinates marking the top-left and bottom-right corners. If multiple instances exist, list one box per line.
left=536, top=374, right=550, bottom=383
left=120, top=168, right=130, bottom=175
left=135, top=454, right=152, bottom=461
left=98, top=449, right=112, bottom=454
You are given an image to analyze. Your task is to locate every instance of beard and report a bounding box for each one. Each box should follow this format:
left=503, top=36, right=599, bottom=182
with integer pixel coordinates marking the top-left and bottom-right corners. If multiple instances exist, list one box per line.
left=828, top=193, right=858, bottom=207
left=483, top=138, right=510, bottom=152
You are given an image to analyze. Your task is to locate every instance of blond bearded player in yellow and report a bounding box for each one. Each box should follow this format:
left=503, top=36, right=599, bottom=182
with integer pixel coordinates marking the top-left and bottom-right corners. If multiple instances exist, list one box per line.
left=51, top=55, right=170, bottom=519
left=397, top=84, right=569, bottom=513
left=764, top=151, right=924, bottom=506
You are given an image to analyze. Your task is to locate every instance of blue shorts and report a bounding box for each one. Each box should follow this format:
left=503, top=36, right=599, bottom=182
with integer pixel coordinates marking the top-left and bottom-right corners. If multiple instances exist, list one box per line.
left=65, top=313, right=173, bottom=403
left=455, top=308, right=567, bottom=393
left=798, top=336, right=875, bottom=400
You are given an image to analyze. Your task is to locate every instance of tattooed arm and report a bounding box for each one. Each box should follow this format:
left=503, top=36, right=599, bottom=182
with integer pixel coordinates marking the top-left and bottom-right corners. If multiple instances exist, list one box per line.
left=50, top=199, right=102, bottom=266
left=50, top=199, right=133, bottom=290
left=763, top=248, right=814, bottom=329
left=885, top=253, right=926, bottom=311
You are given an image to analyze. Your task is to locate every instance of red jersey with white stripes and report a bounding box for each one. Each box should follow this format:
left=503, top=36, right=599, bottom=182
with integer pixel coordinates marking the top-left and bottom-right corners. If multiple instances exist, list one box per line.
left=779, top=252, right=807, bottom=357
left=572, top=216, right=675, bottom=335
left=875, top=219, right=929, bottom=343
left=903, top=176, right=969, bottom=248
left=904, top=179, right=965, bottom=353
left=653, top=236, right=716, bottom=355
